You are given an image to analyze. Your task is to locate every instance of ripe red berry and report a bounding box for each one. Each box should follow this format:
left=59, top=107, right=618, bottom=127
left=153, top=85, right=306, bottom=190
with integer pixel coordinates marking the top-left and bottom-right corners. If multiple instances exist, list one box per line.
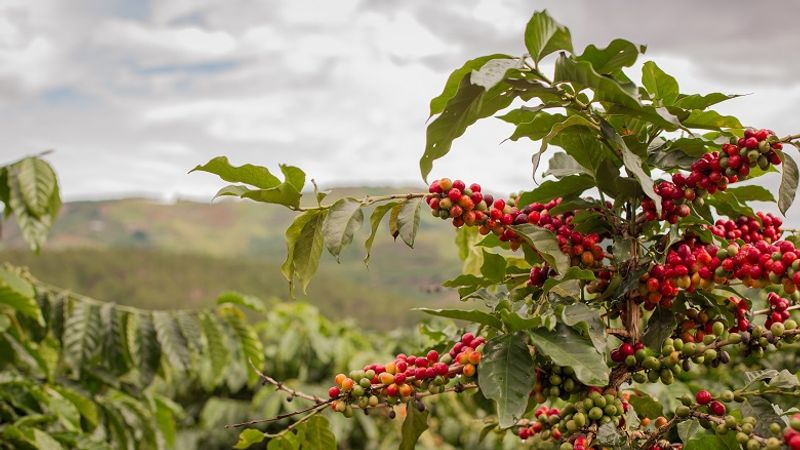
left=695, top=390, right=712, bottom=405
left=709, top=400, right=726, bottom=416
left=328, top=386, right=340, bottom=398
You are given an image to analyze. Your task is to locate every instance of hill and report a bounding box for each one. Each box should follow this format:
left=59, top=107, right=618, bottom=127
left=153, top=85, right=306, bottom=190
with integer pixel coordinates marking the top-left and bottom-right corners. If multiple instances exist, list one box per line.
left=0, top=188, right=465, bottom=329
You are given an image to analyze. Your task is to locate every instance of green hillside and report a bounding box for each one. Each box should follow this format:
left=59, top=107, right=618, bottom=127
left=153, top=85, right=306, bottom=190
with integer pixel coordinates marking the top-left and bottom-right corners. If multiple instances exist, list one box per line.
left=0, top=188, right=466, bottom=329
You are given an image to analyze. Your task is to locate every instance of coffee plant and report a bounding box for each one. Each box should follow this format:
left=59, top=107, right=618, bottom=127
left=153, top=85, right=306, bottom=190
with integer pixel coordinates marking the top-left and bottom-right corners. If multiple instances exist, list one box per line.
left=197, top=10, right=800, bottom=450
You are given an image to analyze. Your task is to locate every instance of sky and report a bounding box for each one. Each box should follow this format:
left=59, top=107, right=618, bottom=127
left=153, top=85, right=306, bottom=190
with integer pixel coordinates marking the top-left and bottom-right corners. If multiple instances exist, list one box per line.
left=1, top=0, right=800, bottom=212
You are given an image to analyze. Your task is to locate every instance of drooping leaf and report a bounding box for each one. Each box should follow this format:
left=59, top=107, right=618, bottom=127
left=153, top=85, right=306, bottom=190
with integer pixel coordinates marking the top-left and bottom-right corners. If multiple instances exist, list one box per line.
left=399, top=401, right=429, bottom=450
left=532, top=115, right=596, bottom=177
left=364, top=200, right=402, bottom=263
left=414, top=308, right=502, bottom=330
left=511, top=224, right=570, bottom=274
left=219, top=304, right=265, bottom=388
left=191, top=156, right=280, bottom=189
left=471, top=58, right=523, bottom=90
left=674, top=93, right=739, bottom=110
left=600, top=120, right=661, bottom=213
left=63, top=301, right=101, bottom=375
left=0, top=269, right=41, bottom=324
left=724, top=185, right=775, bottom=203
left=524, top=10, right=573, bottom=63
left=389, top=198, right=422, bottom=248
left=777, top=149, right=799, bottom=215
left=6, top=166, right=60, bottom=252
left=199, top=312, right=228, bottom=390
left=323, top=198, right=364, bottom=261
left=153, top=311, right=191, bottom=373
left=217, top=291, right=267, bottom=313
left=642, top=61, right=679, bottom=105
left=240, top=165, right=305, bottom=209
left=478, top=333, right=535, bottom=428
left=12, top=157, right=58, bottom=218
left=543, top=152, right=589, bottom=179
left=480, top=250, right=507, bottom=282
left=129, top=312, right=161, bottom=386
left=529, top=323, right=610, bottom=386
left=421, top=75, right=519, bottom=181
left=429, top=54, right=512, bottom=117
left=281, top=210, right=328, bottom=294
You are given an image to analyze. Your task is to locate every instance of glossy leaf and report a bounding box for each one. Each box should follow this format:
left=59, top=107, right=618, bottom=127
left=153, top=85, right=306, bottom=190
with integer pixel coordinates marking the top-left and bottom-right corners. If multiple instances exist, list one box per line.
left=478, top=333, right=535, bottom=428
left=642, top=61, right=679, bottom=105
left=13, top=157, right=58, bottom=218
left=577, top=39, right=642, bottom=73
left=0, top=269, right=41, bottom=324
left=533, top=115, right=596, bottom=177
left=642, top=308, right=676, bottom=352
left=301, top=415, right=336, bottom=450
left=429, top=54, right=512, bottom=117
left=471, top=58, right=522, bottom=89
left=543, top=152, right=589, bottom=178
left=524, top=10, right=573, bottom=63
left=153, top=311, right=191, bottom=373
left=600, top=121, right=661, bottom=213
left=559, top=302, right=605, bottom=354
left=529, top=323, right=610, bottom=386
left=240, top=165, right=305, bottom=209
left=518, top=174, right=594, bottom=205
left=191, top=156, right=280, bottom=189
left=511, top=224, right=570, bottom=274
left=681, top=110, right=742, bottom=130
left=415, top=308, right=502, bottom=330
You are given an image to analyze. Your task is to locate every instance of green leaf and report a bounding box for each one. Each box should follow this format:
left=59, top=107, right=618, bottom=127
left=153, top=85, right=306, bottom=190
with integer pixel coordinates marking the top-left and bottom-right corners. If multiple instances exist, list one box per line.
left=524, top=10, right=573, bottom=63
left=595, top=422, right=625, bottom=447
left=777, top=149, right=799, bottom=215
left=100, top=304, right=132, bottom=375
left=399, top=401, right=429, bottom=450
left=217, top=291, right=267, bottom=313
left=199, top=312, right=228, bottom=389
left=6, top=165, right=60, bottom=252
left=220, top=304, right=265, bottom=388
left=63, top=301, right=101, bottom=375
left=642, top=61, right=679, bottom=105
left=674, top=93, right=739, bottom=110
left=213, top=184, right=251, bottom=199
left=768, top=369, right=800, bottom=389
left=13, top=157, right=58, bottom=218
left=301, top=415, right=336, bottom=450
left=724, top=185, right=774, bottom=202
left=683, top=430, right=738, bottom=450
left=576, top=39, right=642, bottom=74
left=706, top=190, right=755, bottom=219
left=559, top=302, right=605, bottom=354
left=0, top=269, right=41, bottom=324
left=421, top=74, right=519, bottom=181
left=364, top=200, right=401, bottom=263
left=503, top=111, right=567, bottom=142
left=240, top=165, right=305, bottom=209
left=471, top=58, right=523, bottom=90
left=268, top=436, right=299, bottom=450
left=154, top=396, right=178, bottom=447
left=681, top=110, right=742, bottom=130
left=153, top=311, right=191, bottom=373
left=415, top=308, right=502, bottom=330
left=543, top=152, right=589, bottom=178
left=129, top=312, right=161, bottom=386
left=390, top=198, right=422, bottom=248
left=429, top=54, right=512, bottom=117
left=235, top=429, right=266, bottom=449
left=642, top=308, right=676, bottom=352
left=600, top=120, right=661, bottom=213
left=554, top=54, right=641, bottom=110
left=323, top=198, right=364, bottom=261
left=478, top=333, right=535, bottom=428
left=511, top=224, right=570, bottom=274
left=480, top=250, right=507, bottom=282
left=281, top=210, right=328, bottom=294
left=627, top=391, right=663, bottom=419
left=518, top=174, right=594, bottom=205
left=529, top=323, right=610, bottom=386
left=500, top=310, right=543, bottom=332
left=741, top=397, right=783, bottom=436
left=532, top=115, right=596, bottom=177
left=191, top=156, right=280, bottom=189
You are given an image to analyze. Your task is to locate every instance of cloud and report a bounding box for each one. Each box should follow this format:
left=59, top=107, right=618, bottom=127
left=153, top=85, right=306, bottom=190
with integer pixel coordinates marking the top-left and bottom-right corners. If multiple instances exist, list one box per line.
left=1, top=0, right=800, bottom=227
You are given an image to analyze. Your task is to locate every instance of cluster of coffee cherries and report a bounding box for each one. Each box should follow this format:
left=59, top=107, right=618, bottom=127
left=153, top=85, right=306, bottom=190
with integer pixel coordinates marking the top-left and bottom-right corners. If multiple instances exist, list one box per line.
left=327, top=332, right=484, bottom=416
left=637, top=238, right=718, bottom=308
left=765, top=292, right=793, bottom=329
left=675, top=390, right=798, bottom=450
left=716, top=240, right=800, bottom=291
left=426, top=180, right=606, bottom=267
left=709, top=212, right=783, bottom=244
left=530, top=365, right=584, bottom=403
left=518, top=390, right=627, bottom=449
left=677, top=307, right=727, bottom=343
left=642, top=129, right=783, bottom=223
left=528, top=265, right=554, bottom=287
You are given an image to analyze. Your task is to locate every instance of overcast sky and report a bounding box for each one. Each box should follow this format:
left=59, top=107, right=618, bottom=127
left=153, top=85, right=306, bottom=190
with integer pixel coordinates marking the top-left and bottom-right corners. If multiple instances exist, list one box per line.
left=2, top=1, right=800, bottom=212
